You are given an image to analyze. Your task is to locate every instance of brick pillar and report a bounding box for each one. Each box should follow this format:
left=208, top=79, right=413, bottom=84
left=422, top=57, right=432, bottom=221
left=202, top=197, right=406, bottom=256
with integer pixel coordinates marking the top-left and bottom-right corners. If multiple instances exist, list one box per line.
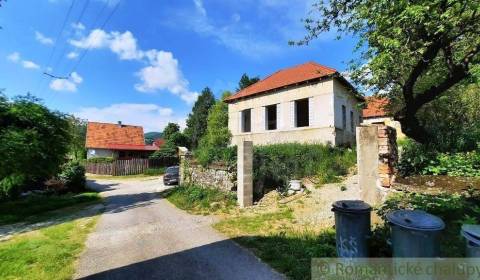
left=357, top=124, right=398, bottom=205
left=237, top=141, right=253, bottom=208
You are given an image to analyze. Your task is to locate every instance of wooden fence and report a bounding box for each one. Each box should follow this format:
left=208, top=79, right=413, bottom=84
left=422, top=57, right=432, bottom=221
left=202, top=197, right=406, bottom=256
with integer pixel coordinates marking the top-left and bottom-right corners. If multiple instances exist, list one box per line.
left=86, top=159, right=165, bottom=176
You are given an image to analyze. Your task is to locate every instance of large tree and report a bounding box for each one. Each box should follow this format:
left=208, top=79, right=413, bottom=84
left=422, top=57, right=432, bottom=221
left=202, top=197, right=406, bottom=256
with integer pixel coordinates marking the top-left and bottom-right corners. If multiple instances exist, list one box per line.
left=184, top=87, right=215, bottom=149
left=196, top=92, right=232, bottom=165
left=237, top=73, right=260, bottom=91
left=297, top=0, right=480, bottom=143
left=162, top=122, right=180, bottom=141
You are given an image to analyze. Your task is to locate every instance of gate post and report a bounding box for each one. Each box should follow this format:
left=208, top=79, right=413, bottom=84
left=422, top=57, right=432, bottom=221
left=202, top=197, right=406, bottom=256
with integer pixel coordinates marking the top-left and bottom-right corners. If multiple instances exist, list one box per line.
left=356, top=124, right=398, bottom=205
left=237, top=141, right=253, bottom=208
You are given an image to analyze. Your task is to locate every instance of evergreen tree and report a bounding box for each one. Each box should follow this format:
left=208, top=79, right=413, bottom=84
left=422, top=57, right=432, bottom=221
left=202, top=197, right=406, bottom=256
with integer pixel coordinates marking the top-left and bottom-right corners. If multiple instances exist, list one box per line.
left=237, top=73, right=260, bottom=91
left=184, top=87, right=215, bottom=149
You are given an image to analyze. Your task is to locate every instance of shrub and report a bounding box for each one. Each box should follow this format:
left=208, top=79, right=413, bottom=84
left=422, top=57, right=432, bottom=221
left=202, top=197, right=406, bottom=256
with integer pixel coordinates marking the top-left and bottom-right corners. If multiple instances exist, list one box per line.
left=144, top=167, right=166, bottom=176
left=398, top=139, right=480, bottom=177
left=0, top=174, right=26, bottom=200
left=58, top=161, right=86, bottom=193
left=86, top=157, right=114, bottom=164
left=375, top=189, right=480, bottom=257
left=254, top=143, right=356, bottom=191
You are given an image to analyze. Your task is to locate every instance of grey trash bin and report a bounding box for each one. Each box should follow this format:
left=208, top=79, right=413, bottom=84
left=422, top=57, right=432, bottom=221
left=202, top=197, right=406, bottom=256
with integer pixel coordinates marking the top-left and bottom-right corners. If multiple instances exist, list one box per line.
left=461, top=225, right=480, bottom=257
left=386, top=210, right=445, bottom=257
left=332, top=200, right=372, bottom=258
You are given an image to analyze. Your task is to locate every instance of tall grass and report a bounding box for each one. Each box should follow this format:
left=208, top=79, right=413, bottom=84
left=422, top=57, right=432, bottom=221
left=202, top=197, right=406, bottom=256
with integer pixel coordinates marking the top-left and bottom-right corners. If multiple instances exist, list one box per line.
left=253, top=143, right=356, bottom=189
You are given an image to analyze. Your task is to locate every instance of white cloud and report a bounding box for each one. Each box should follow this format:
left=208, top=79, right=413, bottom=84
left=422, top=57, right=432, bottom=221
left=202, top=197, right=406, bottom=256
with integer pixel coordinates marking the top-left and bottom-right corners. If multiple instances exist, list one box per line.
left=135, top=50, right=199, bottom=104
left=35, top=31, right=54, bottom=45
left=74, top=103, right=184, bottom=132
left=70, top=29, right=198, bottom=104
left=22, top=60, right=40, bottom=69
left=49, top=71, right=83, bottom=92
left=71, top=22, right=85, bottom=31
left=193, top=0, right=207, bottom=17
left=7, top=52, right=20, bottom=62
left=67, top=51, right=79, bottom=59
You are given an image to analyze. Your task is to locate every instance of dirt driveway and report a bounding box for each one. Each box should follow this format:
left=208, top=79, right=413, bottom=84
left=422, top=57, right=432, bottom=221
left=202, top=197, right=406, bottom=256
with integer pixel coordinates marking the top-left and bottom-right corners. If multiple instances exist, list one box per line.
left=75, top=177, right=283, bottom=280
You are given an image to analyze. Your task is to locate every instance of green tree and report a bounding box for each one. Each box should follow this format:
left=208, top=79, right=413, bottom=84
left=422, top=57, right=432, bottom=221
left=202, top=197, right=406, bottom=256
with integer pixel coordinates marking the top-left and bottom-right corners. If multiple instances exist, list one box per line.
left=196, top=92, right=233, bottom=166
left=67, top=116, right=87, bottom=160
left=184, top=87, right=215, bottom=149
left=298, top=0, right=480, bottom=143
left=0, top=94, right=71, bottom=198
left=237, top=73, right=260, bottom=91
left=162, top=122, right=180, bottom=140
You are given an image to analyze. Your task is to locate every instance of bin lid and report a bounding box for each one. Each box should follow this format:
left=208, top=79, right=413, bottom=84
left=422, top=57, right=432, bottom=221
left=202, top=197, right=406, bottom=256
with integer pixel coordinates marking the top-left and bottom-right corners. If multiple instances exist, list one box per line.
left=332, top=200, right=372, bottom=213
left=386, top=210, right=445, bottom=231
left=461, top=225, right=480, bottom=245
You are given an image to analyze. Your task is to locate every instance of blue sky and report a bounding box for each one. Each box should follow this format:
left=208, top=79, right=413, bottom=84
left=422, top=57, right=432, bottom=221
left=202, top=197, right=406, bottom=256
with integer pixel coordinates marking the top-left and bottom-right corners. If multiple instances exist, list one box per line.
left=0, top=0, right=358, bottom=132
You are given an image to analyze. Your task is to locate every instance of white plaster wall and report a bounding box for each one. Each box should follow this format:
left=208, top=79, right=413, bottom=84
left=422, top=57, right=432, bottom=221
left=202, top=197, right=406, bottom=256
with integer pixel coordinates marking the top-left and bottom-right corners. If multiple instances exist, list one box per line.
left=87, top=148, right=117, bottom=159
left=332, top=79, right=362, bottom=145
left=228, top=79, right=337, bottom=146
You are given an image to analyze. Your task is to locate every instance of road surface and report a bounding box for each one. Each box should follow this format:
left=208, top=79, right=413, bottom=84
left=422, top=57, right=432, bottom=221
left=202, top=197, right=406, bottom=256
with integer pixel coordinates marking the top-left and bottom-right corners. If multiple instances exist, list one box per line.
left=75, top=177, right=284, bottom=280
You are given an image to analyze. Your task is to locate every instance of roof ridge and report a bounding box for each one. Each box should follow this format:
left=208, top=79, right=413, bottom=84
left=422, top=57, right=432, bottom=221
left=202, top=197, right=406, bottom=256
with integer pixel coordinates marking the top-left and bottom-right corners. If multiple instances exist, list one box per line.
left=87, top=121, right=142, bottom=127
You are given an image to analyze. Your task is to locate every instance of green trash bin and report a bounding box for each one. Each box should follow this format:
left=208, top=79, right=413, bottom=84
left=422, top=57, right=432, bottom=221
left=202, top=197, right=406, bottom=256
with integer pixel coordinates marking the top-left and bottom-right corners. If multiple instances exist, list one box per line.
left=386, top=210, right=445, bottom=257
left=461, top=225, right=480, bottom=257
left=332, top=200, right=372, bottom=258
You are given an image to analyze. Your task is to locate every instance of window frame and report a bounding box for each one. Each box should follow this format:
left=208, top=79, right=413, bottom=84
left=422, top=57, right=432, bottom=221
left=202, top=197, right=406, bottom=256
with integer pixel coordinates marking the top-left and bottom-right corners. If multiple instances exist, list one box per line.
left=294, top=98, right=309, bottom=128
left=241, top=108, right=252, bottom=133
left=265, top=104, right=277, bottom=131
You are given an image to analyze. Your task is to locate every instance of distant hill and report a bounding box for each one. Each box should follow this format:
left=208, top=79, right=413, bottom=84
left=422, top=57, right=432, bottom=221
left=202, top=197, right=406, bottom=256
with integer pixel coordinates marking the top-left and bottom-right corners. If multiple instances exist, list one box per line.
left=144, top=132, right=163, bottom=144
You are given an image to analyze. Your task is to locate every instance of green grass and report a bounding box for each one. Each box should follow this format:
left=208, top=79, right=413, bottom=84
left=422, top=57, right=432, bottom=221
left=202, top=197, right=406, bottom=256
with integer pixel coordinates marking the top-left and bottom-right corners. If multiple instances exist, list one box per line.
left=165, top=184, right=237, bottom=214
left=214, top=209, right=336, bottom=280
left=0, top=214, right=99, bottom=280
left=0, top=192, right=101, bottom=226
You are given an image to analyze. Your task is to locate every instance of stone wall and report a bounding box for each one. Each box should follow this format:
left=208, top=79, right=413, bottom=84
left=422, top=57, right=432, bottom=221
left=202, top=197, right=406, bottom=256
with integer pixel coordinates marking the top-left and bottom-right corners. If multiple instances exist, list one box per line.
left=377, top=125, right=398, bottom=188
left=179, top=156, right=236, bottom=192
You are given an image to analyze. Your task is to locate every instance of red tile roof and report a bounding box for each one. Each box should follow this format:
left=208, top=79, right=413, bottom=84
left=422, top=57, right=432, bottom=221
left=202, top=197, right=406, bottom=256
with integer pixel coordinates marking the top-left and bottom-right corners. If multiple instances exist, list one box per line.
left=225, top=62, right=340, bottom=102
left=153, top=138, right=165, bottom=148
left=86, top=122, right=150, bottom=149
left=363, top=97, right=389, bottom=118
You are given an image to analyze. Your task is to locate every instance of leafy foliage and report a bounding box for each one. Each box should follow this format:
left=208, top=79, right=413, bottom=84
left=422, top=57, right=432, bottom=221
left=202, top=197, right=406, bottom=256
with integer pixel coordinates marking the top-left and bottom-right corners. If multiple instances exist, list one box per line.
left=161, top=123, right=180, bottom=141
left=195, top=92, right=233, bottom=166
left=67, top=116, right=87, bottom=160
left=376, top=189, right=480, bottom=257
left=237, top=73, right=260, bottom=91
left=298, top=0, right=480, bottom=143
left=165, top=183, right=236, bottom=214
left=149, top=141, right=179, bottom=165
left=184, top=87, right=215, bottom=149
left=58, top=161, right=86, bottom=193
left=398, top=140, right=480, bottom=177
left=0, top=94, right=71, bottom=199
left=254, top=143, right=356, bottom=191
left=143, top=167, right=166, bottom=176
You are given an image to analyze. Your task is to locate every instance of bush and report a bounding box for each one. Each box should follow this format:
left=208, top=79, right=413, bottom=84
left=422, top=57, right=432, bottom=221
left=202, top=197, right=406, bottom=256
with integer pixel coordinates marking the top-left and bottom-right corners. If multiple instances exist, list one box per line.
left=375, top=189, right=480, bottom=257
left=143, top=167, right=166, bottom=176
left=86, top=157, right=114, bottom=163
left=398, top=140, right=480, bottom=177
left=58, top=161, right=86, bottom=193
left=253, top=143, right=356, bottom=191
left=0, top=174, right=26, bottom=200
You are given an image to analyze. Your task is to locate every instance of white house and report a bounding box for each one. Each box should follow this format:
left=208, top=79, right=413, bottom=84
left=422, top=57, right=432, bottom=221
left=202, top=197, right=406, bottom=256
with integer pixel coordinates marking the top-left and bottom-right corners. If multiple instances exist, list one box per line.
left=224, top=62, right=364, bottom=147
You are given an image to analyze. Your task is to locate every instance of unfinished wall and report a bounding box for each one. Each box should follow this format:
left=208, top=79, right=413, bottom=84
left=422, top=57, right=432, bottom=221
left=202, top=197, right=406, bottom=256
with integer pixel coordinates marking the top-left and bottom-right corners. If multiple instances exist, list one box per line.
left=356, top=124, right=398, bottom=205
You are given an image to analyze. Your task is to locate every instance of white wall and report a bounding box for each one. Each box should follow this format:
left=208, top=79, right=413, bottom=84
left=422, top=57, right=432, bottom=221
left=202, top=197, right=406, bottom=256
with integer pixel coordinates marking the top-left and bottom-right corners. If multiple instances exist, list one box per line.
left=87, top=148, right=117, bottom=159
left=333, top=79, right=362, bottom=145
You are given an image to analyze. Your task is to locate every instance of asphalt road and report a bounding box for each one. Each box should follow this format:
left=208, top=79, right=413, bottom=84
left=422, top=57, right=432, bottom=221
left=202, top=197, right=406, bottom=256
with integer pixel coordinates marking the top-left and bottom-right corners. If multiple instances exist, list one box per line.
left=75, top=177, right=284, bottom=280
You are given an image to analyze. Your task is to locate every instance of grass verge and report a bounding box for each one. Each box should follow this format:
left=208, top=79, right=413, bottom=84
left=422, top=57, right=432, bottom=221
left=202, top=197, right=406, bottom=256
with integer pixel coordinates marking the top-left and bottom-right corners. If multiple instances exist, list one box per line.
left=0, top=192, right=101, bottom=226
left=0, top=214, right=99, bottom=280
left=214, top=208, right=336, bottom=280
left=164, top=184, right=236, bottom=214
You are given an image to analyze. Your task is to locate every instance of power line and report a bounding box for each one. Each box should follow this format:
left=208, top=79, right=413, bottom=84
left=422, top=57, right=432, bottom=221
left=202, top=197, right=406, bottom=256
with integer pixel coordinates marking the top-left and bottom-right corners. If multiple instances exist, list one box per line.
left=51, top=0, right=91, bottom=75
left=69, top=0, right=120, bottom=74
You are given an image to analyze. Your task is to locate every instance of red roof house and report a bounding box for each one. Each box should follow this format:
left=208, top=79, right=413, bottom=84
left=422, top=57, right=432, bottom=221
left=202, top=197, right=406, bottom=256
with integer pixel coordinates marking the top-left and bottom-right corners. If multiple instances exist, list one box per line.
left=86, top=121, right=159, bottom=159
left=362, top=97, right=389, bottom=119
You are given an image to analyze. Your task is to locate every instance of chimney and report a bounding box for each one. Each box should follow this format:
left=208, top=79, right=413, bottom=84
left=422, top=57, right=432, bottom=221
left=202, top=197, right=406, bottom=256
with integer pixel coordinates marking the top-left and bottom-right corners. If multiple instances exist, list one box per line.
left=117, top=121, right=122, bottom=127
